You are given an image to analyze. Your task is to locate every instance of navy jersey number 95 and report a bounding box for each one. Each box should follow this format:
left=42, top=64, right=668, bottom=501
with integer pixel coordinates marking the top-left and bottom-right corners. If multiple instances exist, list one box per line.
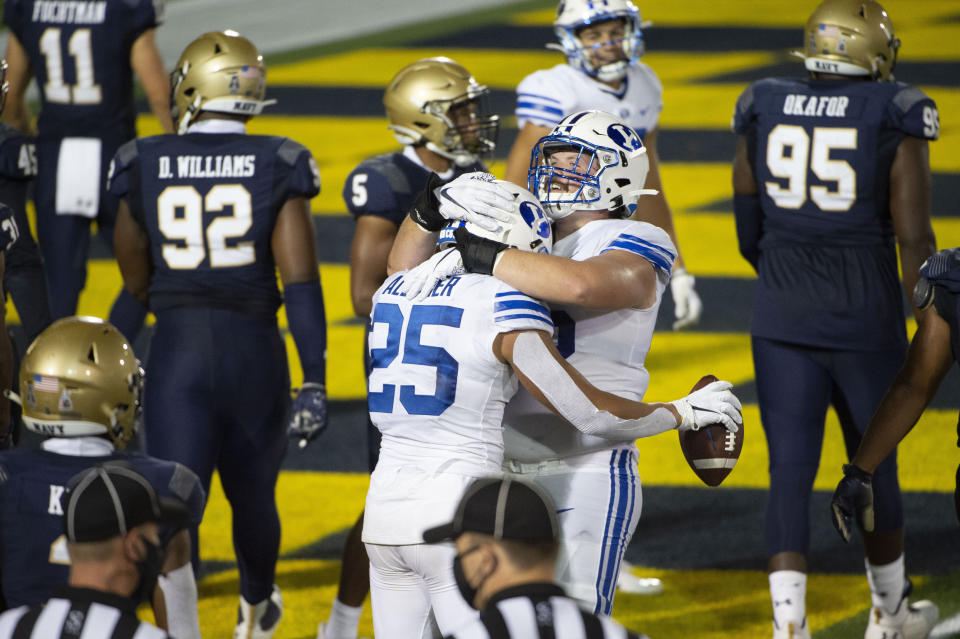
left=108, top=133, right=320, bottom=317
left=733, top=77, right=938, bottom=349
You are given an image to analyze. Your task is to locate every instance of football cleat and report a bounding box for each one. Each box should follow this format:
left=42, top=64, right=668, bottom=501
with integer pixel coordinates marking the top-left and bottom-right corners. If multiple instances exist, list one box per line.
left=772, top=617, right=811, bottom=639
left=864, top=598, right=938, bottom=639
left=616, top=562, right=664, bottom=595
left=235, top=585, right=283, bottom=639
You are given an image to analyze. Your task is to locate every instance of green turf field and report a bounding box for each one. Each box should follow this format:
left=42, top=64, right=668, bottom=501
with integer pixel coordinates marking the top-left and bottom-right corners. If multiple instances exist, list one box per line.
left=7, top=1, right=959, bottom=636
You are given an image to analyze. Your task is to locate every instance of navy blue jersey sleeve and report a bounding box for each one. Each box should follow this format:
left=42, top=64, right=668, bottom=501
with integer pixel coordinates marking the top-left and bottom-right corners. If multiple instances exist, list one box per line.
left=277, top=139, right=320, bottom=201
left=921, top=247, right=960, bottom=295
left=0, top=126, right=37, bottom=181
left=128, top=0, right=164, bottom=39
left=2, top=0, right=27, bottom=37
left=732, top=82, right=758, bottom=134
left=888, top=84, right=939, bottom=141
left=107, top=140, right=140, bottom=200
left=342, top=165, right=402, bottom=224
left=165, top=462, right=205, bottom=528
left=0, top=205, right=19, bottom=252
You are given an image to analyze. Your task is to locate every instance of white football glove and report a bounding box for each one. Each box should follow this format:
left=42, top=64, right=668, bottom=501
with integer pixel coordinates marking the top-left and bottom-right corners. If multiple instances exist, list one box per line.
left=399, top=247, right=465, bottom=301
left=670, top=267, right=702, bottom=330
left=669, top=380, right=742, bottom=433
left=435, top=172, right=515, bottom=233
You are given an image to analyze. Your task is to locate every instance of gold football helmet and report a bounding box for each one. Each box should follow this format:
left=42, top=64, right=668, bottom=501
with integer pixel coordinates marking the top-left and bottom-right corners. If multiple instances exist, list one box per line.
left=383, top=57, right=499, bottom=166
left=170, top=30, right=277, bottom=134
left=12, top=317, right=142, bottom=448
left=801, top=0, right=899, bottom=81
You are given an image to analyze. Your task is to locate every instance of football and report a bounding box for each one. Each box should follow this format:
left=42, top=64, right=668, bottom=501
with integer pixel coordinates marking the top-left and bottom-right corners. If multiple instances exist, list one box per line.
left=678, top=374, right=744, bottom=487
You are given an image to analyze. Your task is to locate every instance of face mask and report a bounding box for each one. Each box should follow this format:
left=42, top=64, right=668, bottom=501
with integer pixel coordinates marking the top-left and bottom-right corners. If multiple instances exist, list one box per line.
left=131, top=536, right=165, bottom=604
left=453, top=545, right=495, bottom=609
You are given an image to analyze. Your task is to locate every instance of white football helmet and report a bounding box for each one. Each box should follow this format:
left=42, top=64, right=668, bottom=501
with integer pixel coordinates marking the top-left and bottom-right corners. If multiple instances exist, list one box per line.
left=551, top=0, right=645, bottom=83
left=528, top=110, right=657, bottom=220
left=438, top=179, right=552, bottom=255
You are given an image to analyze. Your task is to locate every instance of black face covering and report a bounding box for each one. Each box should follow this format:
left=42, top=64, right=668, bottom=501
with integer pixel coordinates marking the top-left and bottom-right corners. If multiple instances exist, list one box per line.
left=453, top=545, right=495, bottom=610
left=130, top=536, right=165, bottom=604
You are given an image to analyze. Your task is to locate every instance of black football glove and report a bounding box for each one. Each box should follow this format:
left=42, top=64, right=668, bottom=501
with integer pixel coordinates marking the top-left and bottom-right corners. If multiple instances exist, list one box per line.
left=287, top=382, right=328, bottom=449
left=453, top=226, right=509, bottom=276
left=831, top=463, right=874, bottom=543
left=408, top=172, right=446, bottom=232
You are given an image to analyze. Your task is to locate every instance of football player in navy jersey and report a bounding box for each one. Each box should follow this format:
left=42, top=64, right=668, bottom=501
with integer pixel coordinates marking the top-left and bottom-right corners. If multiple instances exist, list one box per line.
left=832, top=246, right=960, bottom=563
left=0, top=60, right=50, bottom=346
left=1, top=0, right=172, bottom=340
left=110, top=31, right=327, bottom=639
left=0, top=202, right=17, bottom=447
left=732, top=1, right=939, bottom=637
left=316, top=57, right=498, bottom=639
left=0, top=316, right=205, bottom=639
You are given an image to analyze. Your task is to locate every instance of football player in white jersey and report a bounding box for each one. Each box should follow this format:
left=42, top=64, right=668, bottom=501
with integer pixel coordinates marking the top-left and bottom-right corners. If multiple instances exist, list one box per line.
left=367, top=177, right=740, bottom=638
left=503, top=0, right=701, bottom=335
left=390, top=110, right=706, bottom=613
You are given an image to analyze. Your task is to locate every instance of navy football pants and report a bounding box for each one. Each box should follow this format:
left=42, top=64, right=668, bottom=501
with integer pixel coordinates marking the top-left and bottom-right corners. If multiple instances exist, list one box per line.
left=144, top=307, right=290, bottom=603
left=753, top=337, right=906, bottom=557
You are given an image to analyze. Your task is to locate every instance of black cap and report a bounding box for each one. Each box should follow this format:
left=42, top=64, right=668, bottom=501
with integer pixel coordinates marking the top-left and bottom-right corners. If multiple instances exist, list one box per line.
left=63, top=463, right=191, bottom=543
left=423, top=476, right=558, bottom=544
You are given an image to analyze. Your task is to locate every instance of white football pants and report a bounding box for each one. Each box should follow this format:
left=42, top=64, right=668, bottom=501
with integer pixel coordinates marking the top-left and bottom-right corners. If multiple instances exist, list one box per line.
left=366, top=541, right=478, bottom=639
left=505, top=446, right=641, bottom=615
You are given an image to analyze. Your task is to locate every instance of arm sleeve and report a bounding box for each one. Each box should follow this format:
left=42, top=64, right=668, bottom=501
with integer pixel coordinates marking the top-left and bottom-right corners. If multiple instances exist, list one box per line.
left=0, top=205, right=19, bottom=252
left=3, top=0, right=25, bottom=36
left=515, top=71, right=571, bottom=130
left=342, top=166, right=403, bottom=225
left=284, top=280, right=327, bottom=384
left=733, top=193, right=763, bottom=269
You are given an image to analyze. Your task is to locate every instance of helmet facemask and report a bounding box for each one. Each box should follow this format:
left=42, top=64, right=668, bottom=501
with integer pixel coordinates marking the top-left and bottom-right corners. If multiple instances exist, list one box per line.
left=528, top=110, right=658, bottom=220
left=551, top=0, right=645, bottom=83
left=424, top=91, right=500, bottom=166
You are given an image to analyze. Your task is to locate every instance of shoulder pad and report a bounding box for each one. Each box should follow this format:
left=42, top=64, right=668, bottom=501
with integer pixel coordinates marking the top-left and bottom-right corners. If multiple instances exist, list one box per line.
left=893, top=85, right=930, bottom=115
left=732, top=83, right=757, bottom=133
left=362, top=154, right=416, bottom=194
left=277, top=138, right=310, bottom=167
left=114, top=139, right=140, bottom=170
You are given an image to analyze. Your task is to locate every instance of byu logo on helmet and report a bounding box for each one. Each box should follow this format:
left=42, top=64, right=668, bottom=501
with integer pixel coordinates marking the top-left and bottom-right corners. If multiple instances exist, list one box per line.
left=519, top=201, right=551, bottom=241
left=607, top=123, right=642, bottom=151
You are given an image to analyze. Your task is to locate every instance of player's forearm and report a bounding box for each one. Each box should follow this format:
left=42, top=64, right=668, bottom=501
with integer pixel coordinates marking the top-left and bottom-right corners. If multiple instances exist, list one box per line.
left=284, top=280, right=327, bottom=384
left=3, top=99, right=33, bottom=135
left=387, top=217, right=437, bottom=274
left=852, top=381, right=929, bottom=473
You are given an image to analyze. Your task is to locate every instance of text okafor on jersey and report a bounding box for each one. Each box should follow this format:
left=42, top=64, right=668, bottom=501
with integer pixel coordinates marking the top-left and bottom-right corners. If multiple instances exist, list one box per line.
left=733, top=77, right=939, bottom=350
left=503, top=219, right=674, bottom=463
left=363, top=272, right=554, bottom=545
left=108, top=132, right=320, bottom=316
left=516, top=63, right=663, bottom=139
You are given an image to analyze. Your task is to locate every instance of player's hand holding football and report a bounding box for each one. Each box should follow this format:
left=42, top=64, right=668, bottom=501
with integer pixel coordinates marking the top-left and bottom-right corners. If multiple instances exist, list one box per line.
left=288, top=382, right=328, bottom=449
left=670, top=380, right=742, bottom=433
left=400, top=247, right=465, bottom=301
left=830, top=463, right=875, bottom=543
left=670, top=267, right=703, bottom=330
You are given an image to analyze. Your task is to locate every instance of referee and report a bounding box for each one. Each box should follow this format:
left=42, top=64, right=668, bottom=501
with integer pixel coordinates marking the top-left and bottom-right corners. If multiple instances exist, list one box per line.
left=424, top=476, right=651, bottom=639
left=0, top=464, right=190, bottom=639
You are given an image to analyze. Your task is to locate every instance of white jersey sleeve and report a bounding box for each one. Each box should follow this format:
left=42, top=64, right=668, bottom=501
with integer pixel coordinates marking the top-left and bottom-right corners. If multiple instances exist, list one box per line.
left=515, top=65, right=580, bottom=129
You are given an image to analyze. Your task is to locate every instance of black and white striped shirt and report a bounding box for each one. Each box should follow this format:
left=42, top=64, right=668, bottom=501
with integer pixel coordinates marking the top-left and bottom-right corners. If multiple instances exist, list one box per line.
left=0, top=587, right=168, bottom=639
left=446, top=583, right=649, bottom=639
